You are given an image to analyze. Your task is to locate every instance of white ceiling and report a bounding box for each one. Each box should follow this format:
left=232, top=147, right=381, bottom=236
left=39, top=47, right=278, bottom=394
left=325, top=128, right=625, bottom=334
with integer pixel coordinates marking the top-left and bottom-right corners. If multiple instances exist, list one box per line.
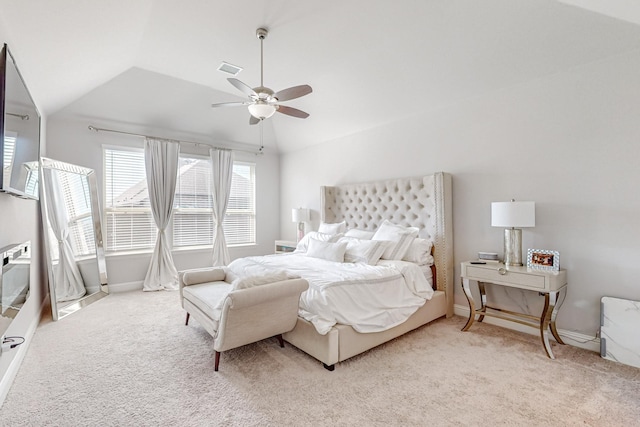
left=2, top=0, right=640, bottom=152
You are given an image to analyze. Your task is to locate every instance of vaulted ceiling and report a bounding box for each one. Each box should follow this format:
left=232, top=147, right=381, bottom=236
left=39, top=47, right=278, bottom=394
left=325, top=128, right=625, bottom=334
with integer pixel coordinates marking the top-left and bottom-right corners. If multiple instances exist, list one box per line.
left=2, top=0, right=640, bottom=152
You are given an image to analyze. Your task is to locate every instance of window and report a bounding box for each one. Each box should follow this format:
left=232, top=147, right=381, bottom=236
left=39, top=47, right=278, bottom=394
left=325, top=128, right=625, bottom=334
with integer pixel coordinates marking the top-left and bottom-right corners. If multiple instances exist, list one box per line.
left=104, top=147, right=256, bottom=252
left=57, top=170, right=95, bottom=257
left=173, top=156, right=213, bottom=248
left=224, top=162, right=256, bottom=245
left=3, top=131, right=17, bottom=170
left=104, top=148, right=156, bottom=252
left=45, top=169, right=96, bottom=260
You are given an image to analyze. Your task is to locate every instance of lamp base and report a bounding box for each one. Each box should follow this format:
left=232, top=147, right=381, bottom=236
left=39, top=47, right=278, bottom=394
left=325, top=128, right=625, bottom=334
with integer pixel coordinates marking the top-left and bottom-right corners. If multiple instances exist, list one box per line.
left=296, top=222, right=305, bottom=243
left=503, top=228, right=523, bottom=266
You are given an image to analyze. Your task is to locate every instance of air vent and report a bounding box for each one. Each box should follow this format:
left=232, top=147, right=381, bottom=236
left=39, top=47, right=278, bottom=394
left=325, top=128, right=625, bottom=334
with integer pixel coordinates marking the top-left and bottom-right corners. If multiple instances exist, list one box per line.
left=217, top=62, right=243, bottom=76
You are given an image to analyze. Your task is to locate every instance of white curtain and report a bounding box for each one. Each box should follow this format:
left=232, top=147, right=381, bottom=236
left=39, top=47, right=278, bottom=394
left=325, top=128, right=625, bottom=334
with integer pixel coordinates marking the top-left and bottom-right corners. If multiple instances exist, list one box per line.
left=43, top=168, right=86, bottom=302
left=210, top=149, right=234, bottom=266
left=142, top=138, right=180, bottom=291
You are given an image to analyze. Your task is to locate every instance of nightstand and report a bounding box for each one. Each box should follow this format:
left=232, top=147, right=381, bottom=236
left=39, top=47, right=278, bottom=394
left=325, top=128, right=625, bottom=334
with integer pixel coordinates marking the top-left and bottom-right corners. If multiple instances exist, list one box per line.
left=460, top=261, right=568, bottom=359
left=275, top=240, right=297, bottom=254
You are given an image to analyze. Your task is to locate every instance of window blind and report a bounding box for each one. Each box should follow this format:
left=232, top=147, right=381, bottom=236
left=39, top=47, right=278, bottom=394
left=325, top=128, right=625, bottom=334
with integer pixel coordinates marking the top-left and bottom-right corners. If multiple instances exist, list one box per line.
left=225, top=162, right=256, bottom=245
left=3, top=131, right=17, bottom=169
left=173, top=157, right=213, bottom=247
left=104, top=148, right=256, bottom=252
left=104, top=148, right=156, bottom=252
left=57, top=170, right=96, bottom=257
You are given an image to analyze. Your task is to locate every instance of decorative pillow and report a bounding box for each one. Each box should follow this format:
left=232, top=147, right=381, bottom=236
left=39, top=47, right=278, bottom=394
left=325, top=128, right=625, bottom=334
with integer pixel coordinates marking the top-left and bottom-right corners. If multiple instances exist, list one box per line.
left=372, top=220, right=419, bottom=260
left=305, top=237, right=348, bottom=263
left=294, top=231, right=339, bottom=253
left=344, top=228, right=375, bottom=240
left=232, top=270, right=292, bottom=290
left=318, top=221, right=346, bottom=235
left=338, top=236, right=387, bottom=265
left=182, top=268, right=227, bottom=286
left=401, top=238, right=434, bottom=265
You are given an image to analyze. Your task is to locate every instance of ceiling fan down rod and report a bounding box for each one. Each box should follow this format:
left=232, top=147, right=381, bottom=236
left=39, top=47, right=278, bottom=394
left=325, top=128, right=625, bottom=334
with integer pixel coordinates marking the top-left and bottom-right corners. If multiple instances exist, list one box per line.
left=256, top=27, right=268, bottom=88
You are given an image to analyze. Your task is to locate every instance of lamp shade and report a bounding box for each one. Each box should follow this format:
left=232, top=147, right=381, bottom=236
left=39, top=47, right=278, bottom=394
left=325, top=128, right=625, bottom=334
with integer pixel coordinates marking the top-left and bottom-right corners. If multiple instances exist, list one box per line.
left=491, top=201, right=535, bottom=228
left=291, top=208, right=310, bottom=223
left=248, top=102, right=276, bottom=120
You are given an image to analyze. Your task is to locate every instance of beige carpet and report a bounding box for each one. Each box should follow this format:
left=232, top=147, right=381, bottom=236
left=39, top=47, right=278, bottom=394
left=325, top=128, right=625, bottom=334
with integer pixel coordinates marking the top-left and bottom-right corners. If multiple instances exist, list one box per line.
left=2, top=290, right=639, bottom=426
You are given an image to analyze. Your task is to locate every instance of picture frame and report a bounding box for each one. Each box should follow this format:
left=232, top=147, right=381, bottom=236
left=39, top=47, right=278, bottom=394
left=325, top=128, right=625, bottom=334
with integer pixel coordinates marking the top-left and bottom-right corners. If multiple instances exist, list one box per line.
left=527, top=249, right=560, bottom=271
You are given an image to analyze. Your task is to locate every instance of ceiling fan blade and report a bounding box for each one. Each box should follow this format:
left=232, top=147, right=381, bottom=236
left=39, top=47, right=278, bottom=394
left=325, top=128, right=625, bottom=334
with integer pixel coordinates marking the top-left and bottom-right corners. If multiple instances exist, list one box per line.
left=276, top=105, right=310, bottom=119
left=274, top=85, right=312, bottom=102
left=211, top=101, right=249, bottom=108
left=228, top=78, right=257, bottom=98
left=249, top=115, right=260, bottom=125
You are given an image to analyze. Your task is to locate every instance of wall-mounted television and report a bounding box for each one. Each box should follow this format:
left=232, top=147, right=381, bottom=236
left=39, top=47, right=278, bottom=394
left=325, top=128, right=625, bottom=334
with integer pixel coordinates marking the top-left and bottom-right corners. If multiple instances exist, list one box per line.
left=0, top=44, right=40, bottom=199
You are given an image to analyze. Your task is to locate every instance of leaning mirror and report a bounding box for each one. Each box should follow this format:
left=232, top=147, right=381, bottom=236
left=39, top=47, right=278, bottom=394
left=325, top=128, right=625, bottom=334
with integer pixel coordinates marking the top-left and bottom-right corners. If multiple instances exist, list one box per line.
left=40, top=158, right=108, bottom=320
left=1, top=44, right=40, bottom=199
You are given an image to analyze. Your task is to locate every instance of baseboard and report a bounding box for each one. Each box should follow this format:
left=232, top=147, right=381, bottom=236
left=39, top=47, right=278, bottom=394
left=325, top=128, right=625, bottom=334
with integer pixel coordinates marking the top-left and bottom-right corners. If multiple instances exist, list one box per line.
left=453, top=303, right=600, bottom=353
left=107, top=281, right=143, bottom=293
left=0, top=297, right=47, bottom=407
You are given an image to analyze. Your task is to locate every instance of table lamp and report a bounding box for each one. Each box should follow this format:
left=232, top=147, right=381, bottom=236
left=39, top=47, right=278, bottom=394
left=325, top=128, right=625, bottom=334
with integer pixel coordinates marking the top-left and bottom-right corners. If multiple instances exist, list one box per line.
left=491, top=200, right=535, bottom=266
left=291, top=208, right=310, bottom=242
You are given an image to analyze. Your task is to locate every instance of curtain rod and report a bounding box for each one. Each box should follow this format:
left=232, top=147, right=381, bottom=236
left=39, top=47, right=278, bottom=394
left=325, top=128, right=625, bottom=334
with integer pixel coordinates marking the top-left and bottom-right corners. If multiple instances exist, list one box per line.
left=87, top=125, right=264, bottom=155
left=7, top=112, right=30, bottom=120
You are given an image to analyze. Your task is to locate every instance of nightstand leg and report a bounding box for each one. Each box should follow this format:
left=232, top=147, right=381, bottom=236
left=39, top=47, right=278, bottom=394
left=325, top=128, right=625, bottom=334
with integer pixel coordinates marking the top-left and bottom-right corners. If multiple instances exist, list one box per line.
left=478, top=282, right=487, bottom=322
left=549, top=290, right=565, bottom=345
left=540, top=293, right=557, bottom=359
left=461, top=277, right=476, bottom=331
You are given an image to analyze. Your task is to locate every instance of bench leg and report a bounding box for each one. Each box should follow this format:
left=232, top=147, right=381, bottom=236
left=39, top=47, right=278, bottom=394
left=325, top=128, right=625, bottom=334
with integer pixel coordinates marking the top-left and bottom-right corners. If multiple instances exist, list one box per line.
left=276, top=334, right=284, bottom=348
left=215, top=351, right=221, bottom=371
left=185, top=312, right=190, bottom=325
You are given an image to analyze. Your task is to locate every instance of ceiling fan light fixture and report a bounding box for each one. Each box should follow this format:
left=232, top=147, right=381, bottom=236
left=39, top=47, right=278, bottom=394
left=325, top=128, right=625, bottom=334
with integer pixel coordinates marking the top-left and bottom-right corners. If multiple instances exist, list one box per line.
left=248, top=102, right=276, bottom=120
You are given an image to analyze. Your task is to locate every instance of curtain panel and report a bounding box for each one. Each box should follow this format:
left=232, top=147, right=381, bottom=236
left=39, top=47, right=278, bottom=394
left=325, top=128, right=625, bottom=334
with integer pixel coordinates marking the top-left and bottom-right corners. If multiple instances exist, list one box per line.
left=42, top=168, right=86, bottom=301
left=210, top=149, right=234, bottom=266
left=142, top=138, right=180, bottom=291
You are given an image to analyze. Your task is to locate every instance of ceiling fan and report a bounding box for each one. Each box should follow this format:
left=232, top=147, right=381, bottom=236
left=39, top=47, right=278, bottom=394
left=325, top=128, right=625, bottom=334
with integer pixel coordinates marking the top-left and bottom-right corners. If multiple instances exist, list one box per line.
left=211, top=27, right=312, bottom=125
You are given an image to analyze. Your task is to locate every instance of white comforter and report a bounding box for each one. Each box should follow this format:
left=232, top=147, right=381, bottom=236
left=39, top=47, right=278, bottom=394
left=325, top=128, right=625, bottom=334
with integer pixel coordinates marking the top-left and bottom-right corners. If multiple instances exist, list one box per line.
left=227, top=254, right=434, bottom=335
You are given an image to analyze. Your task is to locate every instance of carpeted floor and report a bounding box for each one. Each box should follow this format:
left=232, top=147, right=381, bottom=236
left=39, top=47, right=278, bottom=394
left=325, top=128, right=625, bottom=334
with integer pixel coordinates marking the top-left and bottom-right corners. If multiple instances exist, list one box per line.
left=2, top=290, right=639, bottom=426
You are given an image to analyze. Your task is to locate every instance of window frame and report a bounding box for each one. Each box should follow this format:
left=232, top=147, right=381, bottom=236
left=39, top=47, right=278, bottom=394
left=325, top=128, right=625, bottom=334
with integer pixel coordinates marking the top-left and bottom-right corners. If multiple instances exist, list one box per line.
left=103, top=146, right=257, bottom=254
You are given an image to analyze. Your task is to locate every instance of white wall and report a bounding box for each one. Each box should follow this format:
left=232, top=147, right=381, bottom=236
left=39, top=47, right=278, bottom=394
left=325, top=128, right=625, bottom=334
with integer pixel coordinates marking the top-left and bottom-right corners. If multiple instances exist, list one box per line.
left=0, top=29, right=48, bottom=403
left=280, top=49, right=640, bottom=339
left=46, top=116, right=280, bottom=289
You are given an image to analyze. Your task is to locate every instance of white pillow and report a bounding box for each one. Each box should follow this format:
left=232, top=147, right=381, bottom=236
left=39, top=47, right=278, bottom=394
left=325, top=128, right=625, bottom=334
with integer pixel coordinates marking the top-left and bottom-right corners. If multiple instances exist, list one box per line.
left=318, top=221, right=346, bottom=235
left=401, top=238, right=434, bottom=265
left=232, top=270, right=292, bottom=290
left=372, top=220, right=419, bottom=260
left=306, top=237, right=347, bottom=262
left=294, top=231, right=338, bottom=253
left=339, top=237, right=387, bottom=265
left=344, top=228, right=375, bottom=240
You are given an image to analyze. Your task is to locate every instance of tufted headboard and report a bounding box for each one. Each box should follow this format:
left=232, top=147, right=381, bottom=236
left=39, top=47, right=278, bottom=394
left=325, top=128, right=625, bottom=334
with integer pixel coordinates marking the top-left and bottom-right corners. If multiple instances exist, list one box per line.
left=321, top=173, right=454, bottom=316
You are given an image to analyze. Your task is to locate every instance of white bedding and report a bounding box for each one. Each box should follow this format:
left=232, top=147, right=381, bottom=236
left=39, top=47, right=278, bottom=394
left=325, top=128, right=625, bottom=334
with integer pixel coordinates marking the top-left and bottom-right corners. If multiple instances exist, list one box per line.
left=227, top=254, right=434, bottom=335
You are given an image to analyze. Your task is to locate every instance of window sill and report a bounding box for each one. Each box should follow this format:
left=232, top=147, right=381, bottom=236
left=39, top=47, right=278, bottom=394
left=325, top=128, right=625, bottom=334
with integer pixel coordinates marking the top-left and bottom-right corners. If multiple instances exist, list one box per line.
left=106, top=243, right=258, bottom=258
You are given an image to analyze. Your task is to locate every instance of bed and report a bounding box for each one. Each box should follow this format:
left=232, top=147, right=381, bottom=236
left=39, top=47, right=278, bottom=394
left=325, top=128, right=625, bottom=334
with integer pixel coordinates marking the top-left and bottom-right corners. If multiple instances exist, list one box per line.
left=232, top=173, right=453, bottom=370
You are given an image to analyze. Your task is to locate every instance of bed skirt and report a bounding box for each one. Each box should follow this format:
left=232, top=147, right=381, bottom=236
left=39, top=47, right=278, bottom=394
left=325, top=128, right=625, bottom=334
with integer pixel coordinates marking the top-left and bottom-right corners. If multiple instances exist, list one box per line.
left=283, top=290, right=448, bottom=369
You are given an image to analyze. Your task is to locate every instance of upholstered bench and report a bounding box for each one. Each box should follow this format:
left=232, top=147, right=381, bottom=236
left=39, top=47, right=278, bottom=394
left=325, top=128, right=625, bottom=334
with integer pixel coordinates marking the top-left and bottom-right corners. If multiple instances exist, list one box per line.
left=179, top=267, right=308, bottom=371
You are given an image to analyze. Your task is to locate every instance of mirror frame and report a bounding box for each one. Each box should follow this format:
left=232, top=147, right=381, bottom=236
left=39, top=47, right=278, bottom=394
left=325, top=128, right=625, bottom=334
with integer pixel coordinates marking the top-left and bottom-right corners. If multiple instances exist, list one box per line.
left=40, top=157, right=108, bottom=320
left=0, top=44, right=41, bottom=199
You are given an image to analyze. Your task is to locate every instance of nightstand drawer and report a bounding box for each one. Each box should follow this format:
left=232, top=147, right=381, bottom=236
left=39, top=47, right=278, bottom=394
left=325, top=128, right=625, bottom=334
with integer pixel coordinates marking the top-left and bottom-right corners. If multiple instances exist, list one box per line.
left=466, top=266, right=546, bottom=290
